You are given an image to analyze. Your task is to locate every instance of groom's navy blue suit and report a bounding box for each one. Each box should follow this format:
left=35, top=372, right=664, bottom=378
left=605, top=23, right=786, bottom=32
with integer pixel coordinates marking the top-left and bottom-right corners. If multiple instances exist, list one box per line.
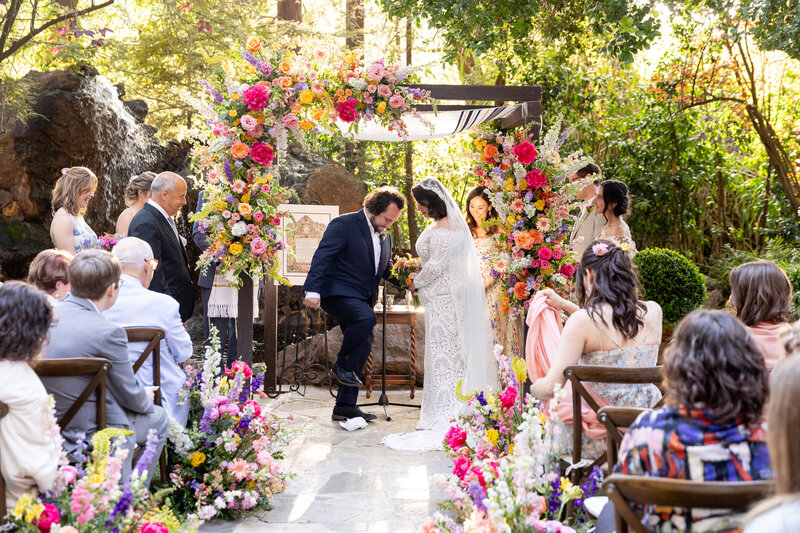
left=303, top=209, right=393, bottom=407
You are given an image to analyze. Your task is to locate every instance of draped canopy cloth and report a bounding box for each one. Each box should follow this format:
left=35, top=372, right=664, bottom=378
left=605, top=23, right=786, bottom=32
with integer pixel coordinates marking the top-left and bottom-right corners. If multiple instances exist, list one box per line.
left=335, top=104, right=525, bottom=142
left=525, top=296, right=609, bottom=439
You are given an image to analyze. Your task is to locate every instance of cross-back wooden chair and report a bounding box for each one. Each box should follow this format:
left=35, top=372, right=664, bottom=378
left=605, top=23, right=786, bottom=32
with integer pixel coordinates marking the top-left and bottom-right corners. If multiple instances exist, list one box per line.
left=35, top=358, right=111, bottom=430
left=0, top=401, right=8, bottom=525
left=563, top=365, right=664, bottom=483
left=125, top=327, right=167, bottom=483
left=604, top=474, right=773, bottom=533
left=598, top=406, right=650, bottom=473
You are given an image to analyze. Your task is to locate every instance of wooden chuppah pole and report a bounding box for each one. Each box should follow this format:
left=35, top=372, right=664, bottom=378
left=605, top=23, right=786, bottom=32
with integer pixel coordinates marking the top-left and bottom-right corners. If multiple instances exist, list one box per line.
left=236, top=273, right=254, bottom=367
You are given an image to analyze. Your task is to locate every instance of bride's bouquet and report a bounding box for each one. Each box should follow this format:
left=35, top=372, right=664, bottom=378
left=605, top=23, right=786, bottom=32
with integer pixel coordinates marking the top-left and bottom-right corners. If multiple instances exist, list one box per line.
left=391, top=254, right=422, bottom=307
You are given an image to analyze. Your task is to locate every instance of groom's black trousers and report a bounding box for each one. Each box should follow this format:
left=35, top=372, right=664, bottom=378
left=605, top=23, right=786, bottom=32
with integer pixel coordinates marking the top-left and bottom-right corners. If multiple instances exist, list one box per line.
left=322, top=295, right=377, bottom=406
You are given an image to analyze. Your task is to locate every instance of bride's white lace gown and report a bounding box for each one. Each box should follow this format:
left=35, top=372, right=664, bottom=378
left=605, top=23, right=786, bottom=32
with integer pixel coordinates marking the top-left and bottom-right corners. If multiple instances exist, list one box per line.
left=412, top=226, right=466, bottom=431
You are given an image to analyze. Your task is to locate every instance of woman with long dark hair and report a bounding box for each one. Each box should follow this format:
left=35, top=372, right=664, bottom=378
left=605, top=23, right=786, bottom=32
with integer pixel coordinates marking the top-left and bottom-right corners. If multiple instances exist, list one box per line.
left=533, top=239, right=662, bottom=457
left=465, top=185, right=522, bottom=360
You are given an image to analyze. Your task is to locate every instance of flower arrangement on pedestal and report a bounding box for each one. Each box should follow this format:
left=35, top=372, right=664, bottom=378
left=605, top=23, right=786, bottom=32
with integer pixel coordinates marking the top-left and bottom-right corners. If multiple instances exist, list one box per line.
left=391, top=254, right=422, bottom=307
left=165, top=330, right=292, bottom=521
left=423, top=350, right=602, bottom=533
left=472, top=118, right=595, bottom=318
left=8, top=424, right=197, bottom=533
left=186, top=41, right=431, bottom=281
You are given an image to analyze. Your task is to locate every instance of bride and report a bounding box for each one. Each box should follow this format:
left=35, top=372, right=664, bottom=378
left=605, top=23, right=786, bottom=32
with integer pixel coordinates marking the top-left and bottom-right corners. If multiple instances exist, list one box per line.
left=382, top=177, right=494, bottom=452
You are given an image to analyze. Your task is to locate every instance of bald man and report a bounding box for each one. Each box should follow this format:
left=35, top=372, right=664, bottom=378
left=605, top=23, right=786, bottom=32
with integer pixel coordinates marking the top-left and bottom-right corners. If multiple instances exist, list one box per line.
left=128, top=172, right=195, bottom=321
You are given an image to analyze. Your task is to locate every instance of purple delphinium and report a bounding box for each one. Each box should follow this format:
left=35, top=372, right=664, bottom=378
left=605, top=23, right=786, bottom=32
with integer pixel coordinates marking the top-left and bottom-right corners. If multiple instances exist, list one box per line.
left=554, top=128, right=572, bottom=152
left=582, top=466, right=603, bottom=497
left=467, top=481, right=487, bottom=512
left=199, top=79, right=223, bottom=103
left=199, top=405, right=215, bottom=434
left=546, top=475, right=562, bottom=515
left=223, top=158, right=235, bottom=182
left=132, top=429, right=160, bottom=478
left=475, top=391, right=487, bottom=407
left=106, top=482, right=134, bottom=526
left=241, top=50, right=259, bottom=67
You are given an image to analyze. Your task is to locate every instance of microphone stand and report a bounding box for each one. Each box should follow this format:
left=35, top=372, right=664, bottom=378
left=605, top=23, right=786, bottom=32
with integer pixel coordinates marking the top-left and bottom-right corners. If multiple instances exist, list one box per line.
left=359, top=278, right=420, bottom=420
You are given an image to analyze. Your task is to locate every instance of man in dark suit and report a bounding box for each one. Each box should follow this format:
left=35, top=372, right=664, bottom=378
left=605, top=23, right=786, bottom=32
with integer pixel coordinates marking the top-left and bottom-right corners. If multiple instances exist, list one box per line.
left=128, top=172, right=194, bottom=322
left=192, top=192, right=237, bottom=366
left=304, top=187, right=405, bottom=421
left=41, top=250, right=167, bottom=486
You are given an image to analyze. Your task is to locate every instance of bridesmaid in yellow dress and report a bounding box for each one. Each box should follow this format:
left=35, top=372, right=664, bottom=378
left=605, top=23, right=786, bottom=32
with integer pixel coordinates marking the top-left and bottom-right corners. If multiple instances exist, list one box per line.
left=465, top=185, right=523, bottom=360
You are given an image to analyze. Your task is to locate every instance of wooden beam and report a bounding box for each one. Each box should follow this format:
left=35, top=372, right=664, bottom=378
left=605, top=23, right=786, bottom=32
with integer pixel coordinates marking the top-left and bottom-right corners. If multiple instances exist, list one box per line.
left=500, top=100, right=543, bottom=130
left=263, top=281, right=278, bottom=389
left=405, top=84, right=541, bottom=103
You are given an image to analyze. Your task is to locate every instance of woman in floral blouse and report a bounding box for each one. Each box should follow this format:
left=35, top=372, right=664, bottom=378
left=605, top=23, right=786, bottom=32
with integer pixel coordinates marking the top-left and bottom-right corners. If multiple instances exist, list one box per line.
left=611, top=310, right=772, bottom=532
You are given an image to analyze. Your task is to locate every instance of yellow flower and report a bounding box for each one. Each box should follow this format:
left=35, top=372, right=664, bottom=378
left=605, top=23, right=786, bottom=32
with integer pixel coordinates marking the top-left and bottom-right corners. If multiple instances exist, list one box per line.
left=241, top=193, right=251, bottom=203
left=299, top=90, right=315, bottom=105
left=238, top=203, right=253, bottom=217
left=190, top=452, right=207, bottom=467
left=231, top=93, right=240, bottom=101
left=508, top=443, right=514, bottom=454
left=12, top=492, right=44, bottom=523
left=230, top=243, right=243, bottom=254
left=248, top=480, right=256, bottom=488
left=377, top=101, right=387, bottom=114
left=517, top=179, right=528, bottom=191
left=299, top=119, right=313, bottom=131
left=507, top=215, right=516, bottom=224
left=311, top=108, right=325, bottom=121
left=560, top=477, right=583, bottom=500
left=485, top=429, right=499, bottom=446
left=511, top=357, right=528, bottom=384
left=229, top=109, right=238, bottom=117
left=534, top=199, right=546, bottom=211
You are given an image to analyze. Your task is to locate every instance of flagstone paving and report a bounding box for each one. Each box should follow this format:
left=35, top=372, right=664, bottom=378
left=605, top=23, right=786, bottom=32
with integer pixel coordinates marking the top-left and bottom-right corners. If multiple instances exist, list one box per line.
left=200, top=386, right=450, bottom=533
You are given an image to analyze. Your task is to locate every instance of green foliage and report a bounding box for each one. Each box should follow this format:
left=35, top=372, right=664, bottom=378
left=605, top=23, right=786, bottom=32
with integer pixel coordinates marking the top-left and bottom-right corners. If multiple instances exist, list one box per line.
left=634, top=248, right=707, bottom=325
left=742, top=0, right=800, bottom=62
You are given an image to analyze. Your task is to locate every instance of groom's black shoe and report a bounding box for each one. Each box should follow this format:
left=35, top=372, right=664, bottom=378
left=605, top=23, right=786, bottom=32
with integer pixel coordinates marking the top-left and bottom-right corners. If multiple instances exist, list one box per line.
left=331, top=362, right=362, bottom=387
left=332, top=404, right=377, bottom=422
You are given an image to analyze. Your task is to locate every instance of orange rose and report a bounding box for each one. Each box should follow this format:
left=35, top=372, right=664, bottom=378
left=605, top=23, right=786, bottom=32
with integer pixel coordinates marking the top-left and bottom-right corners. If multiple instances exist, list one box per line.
left=501, top=301, right=509, bottom=314
left=278, top=76, right=293, bottom=89
left=246, top=37, right=263, bottom=52
left=513, top=282, right=529, bottom=300
left=514, top=231, right=534, bottom=250
left=483, top=144, right=499, bottom=159
left=299, top=119, right=313, bottom=131
left=311, top=108, right=325, bottom=120
left=238, top=203, right=253, bottom=217
left=230, top=141, right=250, bottom=159
left=530, top=229, right=544, bottom=244
left=279, top=60, right=293, bottom=75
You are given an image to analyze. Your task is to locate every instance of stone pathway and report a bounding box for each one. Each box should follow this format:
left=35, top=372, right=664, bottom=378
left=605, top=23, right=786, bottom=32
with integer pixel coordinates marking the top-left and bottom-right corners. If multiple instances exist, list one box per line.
left=200, top=386, right=450, bottom=533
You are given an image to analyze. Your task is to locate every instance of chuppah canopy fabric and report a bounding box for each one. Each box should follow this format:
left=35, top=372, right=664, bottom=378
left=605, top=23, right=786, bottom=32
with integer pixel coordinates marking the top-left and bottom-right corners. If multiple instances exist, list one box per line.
left=336, top=103, right=525, bottom=142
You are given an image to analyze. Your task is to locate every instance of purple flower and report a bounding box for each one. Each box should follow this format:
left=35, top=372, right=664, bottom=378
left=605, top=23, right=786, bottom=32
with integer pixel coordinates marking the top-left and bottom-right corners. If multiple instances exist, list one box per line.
left=258, top=61, right=271, bottom=73
left=234, top=161, right=243, bottom=168
left=199, top=79, right=223, bottom=103
left=467, top=481, right=487, bottom=512
left=250, top=373, right=264, bottom=393
left=525, top=192, right=534, bottom=202
left=581, top=466, right=603, bottom=497
left=554, top=128, right=572, bottom=151
left=476, top=391, right=487, bottom=406
left=106, top=483, right=134, bottom=525
left=223, top=158, right=234, bottom=182
left=547, top=475, right=562, bottom=513
left=241, top=50, right=259, bottom=66
left=132, top=429, right=160, bottom=478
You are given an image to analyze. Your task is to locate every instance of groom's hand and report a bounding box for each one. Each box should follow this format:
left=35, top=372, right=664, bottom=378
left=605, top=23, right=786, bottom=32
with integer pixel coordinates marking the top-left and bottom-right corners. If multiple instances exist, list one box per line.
left=304, top=296, right=321, bottom=309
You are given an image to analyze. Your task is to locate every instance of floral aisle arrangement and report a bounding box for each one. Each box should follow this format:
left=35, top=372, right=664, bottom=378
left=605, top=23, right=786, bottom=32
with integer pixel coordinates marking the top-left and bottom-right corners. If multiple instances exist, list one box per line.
left=391, top=254, right=422, bottom=307
left=8, top=425, right=198, bottom=533
left=472, top=117, right=595, bottom=318
left=424, top=349, right=601, bottom=533
left=166, top=331, right=292, bottom=521
left=187, top=42, right=431, bottom=281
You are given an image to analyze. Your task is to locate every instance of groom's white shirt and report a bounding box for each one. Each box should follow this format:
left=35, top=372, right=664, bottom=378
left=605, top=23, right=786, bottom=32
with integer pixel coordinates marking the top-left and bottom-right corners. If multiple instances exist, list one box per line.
left=305, top=209, right=381, bottom=301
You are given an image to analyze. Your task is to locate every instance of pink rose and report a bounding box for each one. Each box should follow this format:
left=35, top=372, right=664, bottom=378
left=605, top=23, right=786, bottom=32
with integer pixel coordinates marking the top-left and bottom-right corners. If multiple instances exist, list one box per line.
left=499, top=386, right=517, bottom=408
left=60, top=465, right=78, bottom=484
left=240, top=114, right=258, bottom=131
left=388, top=94, right=406, bottom=109
left=208, top=407, right=219, bottom=420
left=245, top=399, right=262, bottom=418
left=336, top=98, right=360, bottom=123
left=377, top=84, right=392, bottom=98
left=141, top=523, right=170, bottom=533
left=452, top=456, right=470, bottom=479
left=559, top=263, right=576, bottom=277
left=243, top=84, right=270, bottom=111
left=367, top=84, right=377, bottom=93
left=367, top=61, right=386, bottom=81
left=512, top=140, right=538, bottom=165
left=37, top=504, right=60, bottom=533
left=445, top=425, right=467, bottom=450
left=281, top=113, right=300, bottom=130
left=257, top=449, right=272, bottom=466
left=537, top=247, right=553, bottom=261
left=249, top=124, right=264, bottom=138
left=250, top=141, right=274, bottom=166
left=226, top=360, right=253, bottom=379
left=222, top=210, right=231, bottom=219
left=526, top=168, right=547, bottom=189
left=250, top=236, right=268, bottom=255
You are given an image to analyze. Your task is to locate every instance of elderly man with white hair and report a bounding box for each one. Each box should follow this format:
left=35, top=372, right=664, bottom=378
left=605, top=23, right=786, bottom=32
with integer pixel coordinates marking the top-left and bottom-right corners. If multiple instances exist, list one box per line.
left=127, top=171, right=194, bottom=322
left=104, top=236, right=192, bottom=425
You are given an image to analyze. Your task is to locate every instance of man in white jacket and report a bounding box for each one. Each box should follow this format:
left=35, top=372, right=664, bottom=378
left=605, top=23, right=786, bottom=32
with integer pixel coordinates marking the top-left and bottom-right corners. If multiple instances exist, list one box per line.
left=104, top=237, right=193, bottom=426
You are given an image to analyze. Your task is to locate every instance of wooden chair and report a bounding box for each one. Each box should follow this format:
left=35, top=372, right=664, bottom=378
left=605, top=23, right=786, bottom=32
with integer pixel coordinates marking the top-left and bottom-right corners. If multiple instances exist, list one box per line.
left=604, top=474, right=774, bottom=533
left=598, top=406, right=650, bottom=473
left=125, top=327, right=167, bottom=483
left=563, top=365, right=664, bottom=483
left=35, top=358, right=111, bottom=430
left=0, top=401, right=8, bottom=525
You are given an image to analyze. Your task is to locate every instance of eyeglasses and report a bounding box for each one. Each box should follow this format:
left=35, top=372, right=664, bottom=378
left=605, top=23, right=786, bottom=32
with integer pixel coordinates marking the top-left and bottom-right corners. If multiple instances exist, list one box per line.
left=148, top=258, right=159, bottom=270
left=115, top=279, right=124, bottom=290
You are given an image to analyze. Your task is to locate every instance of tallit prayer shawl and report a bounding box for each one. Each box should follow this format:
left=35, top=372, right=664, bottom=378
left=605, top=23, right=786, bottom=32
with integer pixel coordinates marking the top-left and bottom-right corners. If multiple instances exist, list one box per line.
left=207, top=271, right=260, bottom=318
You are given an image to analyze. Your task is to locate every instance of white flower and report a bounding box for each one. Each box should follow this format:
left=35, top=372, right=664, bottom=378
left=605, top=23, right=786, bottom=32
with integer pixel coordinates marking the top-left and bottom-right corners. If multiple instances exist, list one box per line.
left=232, top=221, right=248, bottom=236
left=349, top=78, right=368, bottom=91
left=513, top=162, right=526, bottom=179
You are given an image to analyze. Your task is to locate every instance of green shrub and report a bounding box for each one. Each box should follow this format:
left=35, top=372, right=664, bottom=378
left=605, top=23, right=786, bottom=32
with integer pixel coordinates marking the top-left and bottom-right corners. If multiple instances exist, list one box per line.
left=634, top=248, right=707, bottom=325
left=786, top=265, right=800, bottom=321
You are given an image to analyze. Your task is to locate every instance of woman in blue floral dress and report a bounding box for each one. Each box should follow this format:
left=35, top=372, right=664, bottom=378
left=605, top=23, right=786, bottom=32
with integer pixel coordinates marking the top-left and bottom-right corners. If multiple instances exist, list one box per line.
left=50, top=167, right=99, bottom=254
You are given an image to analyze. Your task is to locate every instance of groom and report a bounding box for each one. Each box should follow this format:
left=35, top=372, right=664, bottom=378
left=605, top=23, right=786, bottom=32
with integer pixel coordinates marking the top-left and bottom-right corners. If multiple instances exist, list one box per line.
left=303, top=186, right=405, bottom=421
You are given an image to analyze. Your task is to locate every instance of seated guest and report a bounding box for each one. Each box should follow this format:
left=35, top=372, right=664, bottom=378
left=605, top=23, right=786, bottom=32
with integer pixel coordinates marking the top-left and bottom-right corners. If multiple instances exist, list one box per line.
left=533, top=240, right=662, bottom=458
left=40, top=250, right=167, bottom=485
left=0, top=282, right=60, bottom=510
left=27, top=249, right=74, bottom=305
left=745, top=347, right=800, bottom=532
left=611, top=310, right=771, bottom=531
left=104, top=237, right=192, bottom=425
left=730, top=260, right=792, bottom=370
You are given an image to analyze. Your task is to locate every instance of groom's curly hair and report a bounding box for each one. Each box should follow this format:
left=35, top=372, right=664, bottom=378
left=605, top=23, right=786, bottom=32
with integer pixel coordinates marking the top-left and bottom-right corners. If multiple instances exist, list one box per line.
left=364, top=186, right=405, bottom=215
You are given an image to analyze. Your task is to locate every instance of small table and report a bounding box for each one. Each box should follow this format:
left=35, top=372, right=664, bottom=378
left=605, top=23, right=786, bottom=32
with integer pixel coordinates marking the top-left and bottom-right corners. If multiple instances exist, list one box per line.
left=364, top=304, right=423, bottom=399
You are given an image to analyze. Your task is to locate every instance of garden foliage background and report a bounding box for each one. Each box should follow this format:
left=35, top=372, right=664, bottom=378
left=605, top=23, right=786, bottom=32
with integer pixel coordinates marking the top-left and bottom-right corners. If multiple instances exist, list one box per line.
left=2, top=0, right=799, bottom=295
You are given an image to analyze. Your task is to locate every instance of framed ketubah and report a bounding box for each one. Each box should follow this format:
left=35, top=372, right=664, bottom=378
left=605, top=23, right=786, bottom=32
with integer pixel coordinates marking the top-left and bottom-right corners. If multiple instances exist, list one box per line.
left=276, top=204, right=339, bottom=285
